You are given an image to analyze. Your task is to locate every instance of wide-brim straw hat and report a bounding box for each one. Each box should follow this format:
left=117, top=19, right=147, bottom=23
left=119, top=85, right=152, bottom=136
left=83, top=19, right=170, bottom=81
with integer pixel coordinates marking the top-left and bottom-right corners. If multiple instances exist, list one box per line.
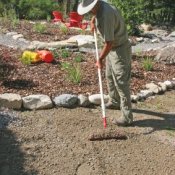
left=77, top=0, right=98, bottom=15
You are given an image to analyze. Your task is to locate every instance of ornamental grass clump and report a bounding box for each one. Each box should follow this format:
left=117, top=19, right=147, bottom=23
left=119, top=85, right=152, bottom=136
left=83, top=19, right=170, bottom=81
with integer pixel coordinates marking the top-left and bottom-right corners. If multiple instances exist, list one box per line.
left=59, top=24, right=69, bottom=35
left=61, top=62, right=82, bottom=84
left=74, top=53, right=84, bottom=63
left=142, top=57, right=154, bottom=71
left=61, top=49, right=70, bottom=58
left=33, top=23, right=47, bottom=33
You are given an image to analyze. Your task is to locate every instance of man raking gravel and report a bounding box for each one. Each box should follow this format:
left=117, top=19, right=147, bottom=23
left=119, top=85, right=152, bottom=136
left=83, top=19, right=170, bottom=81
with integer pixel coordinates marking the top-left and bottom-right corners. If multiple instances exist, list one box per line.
left=78, top=0, right=133, bottom=127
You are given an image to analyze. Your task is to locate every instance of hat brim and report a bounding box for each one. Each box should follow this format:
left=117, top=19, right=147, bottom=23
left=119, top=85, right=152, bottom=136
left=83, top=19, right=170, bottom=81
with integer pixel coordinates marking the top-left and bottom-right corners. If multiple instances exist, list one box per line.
left=77, top=0, right=98, bottom=15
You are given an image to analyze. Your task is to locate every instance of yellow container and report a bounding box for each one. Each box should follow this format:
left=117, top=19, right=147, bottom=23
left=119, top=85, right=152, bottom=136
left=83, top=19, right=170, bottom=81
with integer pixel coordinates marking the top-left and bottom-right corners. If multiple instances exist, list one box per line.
left=21, top=51, right=41, bottom=64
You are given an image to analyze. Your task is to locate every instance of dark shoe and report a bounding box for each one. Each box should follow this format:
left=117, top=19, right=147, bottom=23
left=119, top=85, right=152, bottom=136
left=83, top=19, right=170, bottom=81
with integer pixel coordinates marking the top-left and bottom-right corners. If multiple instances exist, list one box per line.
left=112, top=117, right=133, bottom=127
left=105, top=102, right=120, bottom=110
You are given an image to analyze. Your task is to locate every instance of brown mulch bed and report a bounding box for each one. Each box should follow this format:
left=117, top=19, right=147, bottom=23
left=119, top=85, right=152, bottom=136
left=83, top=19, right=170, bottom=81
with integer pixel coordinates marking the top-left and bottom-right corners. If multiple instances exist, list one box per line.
left=1, top=44, right=175, bottom=98
left=0, top=20, right=175, bottom=98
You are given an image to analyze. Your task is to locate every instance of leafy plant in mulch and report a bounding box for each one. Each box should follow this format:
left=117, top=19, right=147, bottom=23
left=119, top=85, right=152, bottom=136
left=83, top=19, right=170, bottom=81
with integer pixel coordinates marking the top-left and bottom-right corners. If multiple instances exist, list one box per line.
left=33, top=23, right=47, bottom=34
left=59, top=24, right=69, bottom=35
left=61, top=62, right=82, bottom=84
left=142, top=57, right=154, bottom=71
left=74, top=53, right=84, bottom=63
left=61, top=49, right=70, bottom=58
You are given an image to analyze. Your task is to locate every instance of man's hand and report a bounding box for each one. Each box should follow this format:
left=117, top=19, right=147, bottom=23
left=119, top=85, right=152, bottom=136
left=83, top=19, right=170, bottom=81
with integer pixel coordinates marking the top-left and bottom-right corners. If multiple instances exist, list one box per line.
left=95, top=59, right=103, bottom=69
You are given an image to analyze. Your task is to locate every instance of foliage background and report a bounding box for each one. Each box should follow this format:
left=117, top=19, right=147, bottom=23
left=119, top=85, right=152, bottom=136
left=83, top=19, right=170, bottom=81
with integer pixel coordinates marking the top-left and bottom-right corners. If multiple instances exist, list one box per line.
left=0, top=0, right=174, bottom=34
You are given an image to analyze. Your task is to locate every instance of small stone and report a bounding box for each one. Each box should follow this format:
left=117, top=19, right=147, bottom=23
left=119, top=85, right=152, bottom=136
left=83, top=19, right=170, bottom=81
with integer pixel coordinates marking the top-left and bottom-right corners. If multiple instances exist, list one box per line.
left=164, top=80, right=173, bottom=89
left=78, top=94, right=91, bottom=107
left=88, top=94, right=109, bottom=105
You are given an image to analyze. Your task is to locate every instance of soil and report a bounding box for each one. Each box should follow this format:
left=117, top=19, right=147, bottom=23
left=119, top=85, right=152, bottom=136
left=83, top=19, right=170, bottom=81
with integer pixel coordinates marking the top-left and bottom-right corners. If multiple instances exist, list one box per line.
left=0, top=91, right=175, bottom=175
left=0, top=20, right=175, bottom=175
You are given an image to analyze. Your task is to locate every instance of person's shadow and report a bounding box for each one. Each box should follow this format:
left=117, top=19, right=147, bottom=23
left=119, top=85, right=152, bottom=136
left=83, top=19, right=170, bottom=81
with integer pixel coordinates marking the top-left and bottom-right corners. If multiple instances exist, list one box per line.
left=132, top=108, right=175, bottom=134
left=0, top=110, right=38, bottom=175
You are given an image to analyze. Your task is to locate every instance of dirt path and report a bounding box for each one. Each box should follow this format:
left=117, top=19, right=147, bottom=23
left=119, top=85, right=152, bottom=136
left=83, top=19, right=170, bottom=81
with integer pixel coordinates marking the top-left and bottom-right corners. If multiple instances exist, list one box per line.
left=0, top=91, right=175, bottom=175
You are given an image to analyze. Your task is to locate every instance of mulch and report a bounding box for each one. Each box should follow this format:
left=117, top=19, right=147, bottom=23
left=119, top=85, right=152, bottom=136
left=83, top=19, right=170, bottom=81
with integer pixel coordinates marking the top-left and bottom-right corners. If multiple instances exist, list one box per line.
left=0, top=20, right=175, bottom=98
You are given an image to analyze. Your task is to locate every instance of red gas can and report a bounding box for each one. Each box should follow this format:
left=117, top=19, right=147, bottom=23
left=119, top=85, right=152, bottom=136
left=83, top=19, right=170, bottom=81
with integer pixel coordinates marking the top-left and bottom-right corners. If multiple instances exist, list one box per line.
left=37, top=50, right=54, bottom=63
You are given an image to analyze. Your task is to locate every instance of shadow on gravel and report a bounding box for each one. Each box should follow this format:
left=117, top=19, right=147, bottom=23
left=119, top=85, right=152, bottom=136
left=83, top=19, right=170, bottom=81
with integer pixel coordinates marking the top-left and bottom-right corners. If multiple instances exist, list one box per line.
left=132, top=109, right=175, bottom=134
left=0, top=110, right=38, bottom=175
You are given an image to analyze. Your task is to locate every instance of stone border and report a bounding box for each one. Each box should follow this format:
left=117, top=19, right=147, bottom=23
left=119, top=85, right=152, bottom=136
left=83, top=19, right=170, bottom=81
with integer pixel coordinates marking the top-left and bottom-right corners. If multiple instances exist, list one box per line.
left=0, top=80, right=174, bottom=110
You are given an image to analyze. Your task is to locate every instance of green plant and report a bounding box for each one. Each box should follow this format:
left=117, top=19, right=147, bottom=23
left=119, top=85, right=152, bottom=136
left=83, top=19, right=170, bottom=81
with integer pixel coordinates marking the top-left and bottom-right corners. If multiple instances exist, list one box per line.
left=59, top=24, right=69, bottom=35
left=74, top=54, right=84, bottom=63
left=11, top=16, right=20, bottom=28
left=33, top=23, right=47, bottom=33
left=135, top=48, right=142, bottom=57
left=52, top=49, right=59, bottom=60
left=110, top=0, right=145, bottom=35
left=61, top=62, right=82, bottom=84
left=46, top=14, right=51, bottom=22
left=61, top=49, right=70, bottom=58
left=142, top=57, right=154, bottom=71
left=61, top=62, right=70, bottom=70
left=1, top=7, right=19, bottom=28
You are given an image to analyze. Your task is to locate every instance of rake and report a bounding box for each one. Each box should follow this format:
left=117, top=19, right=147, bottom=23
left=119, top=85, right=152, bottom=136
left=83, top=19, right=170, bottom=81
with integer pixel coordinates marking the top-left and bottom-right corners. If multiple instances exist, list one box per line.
left=88, top=31, right=128, bottom=141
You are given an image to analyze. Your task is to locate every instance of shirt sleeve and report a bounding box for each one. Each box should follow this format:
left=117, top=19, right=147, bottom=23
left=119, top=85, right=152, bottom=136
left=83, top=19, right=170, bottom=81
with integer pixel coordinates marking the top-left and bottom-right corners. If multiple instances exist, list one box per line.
left=98, top=12, right=115, bottom=42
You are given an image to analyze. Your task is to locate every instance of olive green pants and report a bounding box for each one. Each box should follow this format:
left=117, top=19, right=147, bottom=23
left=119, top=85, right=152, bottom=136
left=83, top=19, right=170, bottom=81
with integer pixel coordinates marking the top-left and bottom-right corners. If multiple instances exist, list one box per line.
left=106, top=41, right=133, bottom=123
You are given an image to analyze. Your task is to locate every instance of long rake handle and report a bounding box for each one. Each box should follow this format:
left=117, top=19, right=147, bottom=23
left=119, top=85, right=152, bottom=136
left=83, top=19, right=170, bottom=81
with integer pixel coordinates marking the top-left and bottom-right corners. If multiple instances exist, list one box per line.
left=94, top=31, right=107, bottom=128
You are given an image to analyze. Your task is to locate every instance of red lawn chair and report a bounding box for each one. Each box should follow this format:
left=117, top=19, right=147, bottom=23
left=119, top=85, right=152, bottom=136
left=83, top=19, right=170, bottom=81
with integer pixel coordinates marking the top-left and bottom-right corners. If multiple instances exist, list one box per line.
left=52, top=11, right=65, bottom=22
left=65, top=12, right=88, bottom=29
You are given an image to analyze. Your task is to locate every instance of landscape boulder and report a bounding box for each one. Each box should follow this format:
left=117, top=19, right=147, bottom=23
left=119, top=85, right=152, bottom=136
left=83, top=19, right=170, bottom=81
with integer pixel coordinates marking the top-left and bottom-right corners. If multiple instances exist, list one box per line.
left=78, top=94, right=91, bottom=107
left=0, top=93, right=22, bottom=109
left=163, top=80, right=174, bottom=89
left=145, top=82, right=161, bottom=94
left=155, top=44, right=175, bottom=64
left=53, top=94, right=79, bottom=108
left=137, top=90, right=153, bottom=99
left=22, top=94, right=53, bottom=110
left=88, top=94, right=109, bottom=105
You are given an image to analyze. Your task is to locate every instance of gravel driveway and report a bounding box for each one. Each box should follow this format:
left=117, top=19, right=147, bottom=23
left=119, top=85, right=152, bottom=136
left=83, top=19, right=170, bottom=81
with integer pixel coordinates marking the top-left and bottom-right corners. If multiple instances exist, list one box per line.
left=0, top=91, right=175, bottom=175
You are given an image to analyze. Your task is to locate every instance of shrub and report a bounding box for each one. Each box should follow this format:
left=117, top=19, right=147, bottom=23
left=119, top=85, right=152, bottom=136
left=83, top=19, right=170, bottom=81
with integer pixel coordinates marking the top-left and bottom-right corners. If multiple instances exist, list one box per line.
left=110, top=0, right=145, bottom=35
left=3, top=0, right=63, bottom=19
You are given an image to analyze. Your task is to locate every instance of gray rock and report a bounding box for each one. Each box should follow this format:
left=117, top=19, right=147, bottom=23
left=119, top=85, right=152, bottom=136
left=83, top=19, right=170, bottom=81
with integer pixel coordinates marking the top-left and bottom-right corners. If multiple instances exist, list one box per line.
left=68, top=35, right=94, bottom=47
left=136, top=37, right=144, bottom=42
left=158, top=82, right=167, bottom=92
left=0, top=93, right=22, bottom=109
left=6, top=32, right=18, bottom=36
left=151, top=38, right=160, bottom=43
left=168, top=31, right=175, bottom=37
left=53, top=94, right=79, bottom=108
left=131, top=95, right=140, bottom=102
left=145, top=82, right=161, bottom=94
left=88, top=94, right=109, bottom=105
left=155, top=45, right=175, bottom=64
left=78, top=94, right=91, bottom=107
left=12, top=34, right=24, bottom=40
left=163, top=80, right=174, bottom=89
left=22, top=94, right=53, bottom=110
left=138, top=90, right=153, bottom=99
left=27, top=39, right=78, bottom=50
left=145, top=29, right=168, bottom=38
